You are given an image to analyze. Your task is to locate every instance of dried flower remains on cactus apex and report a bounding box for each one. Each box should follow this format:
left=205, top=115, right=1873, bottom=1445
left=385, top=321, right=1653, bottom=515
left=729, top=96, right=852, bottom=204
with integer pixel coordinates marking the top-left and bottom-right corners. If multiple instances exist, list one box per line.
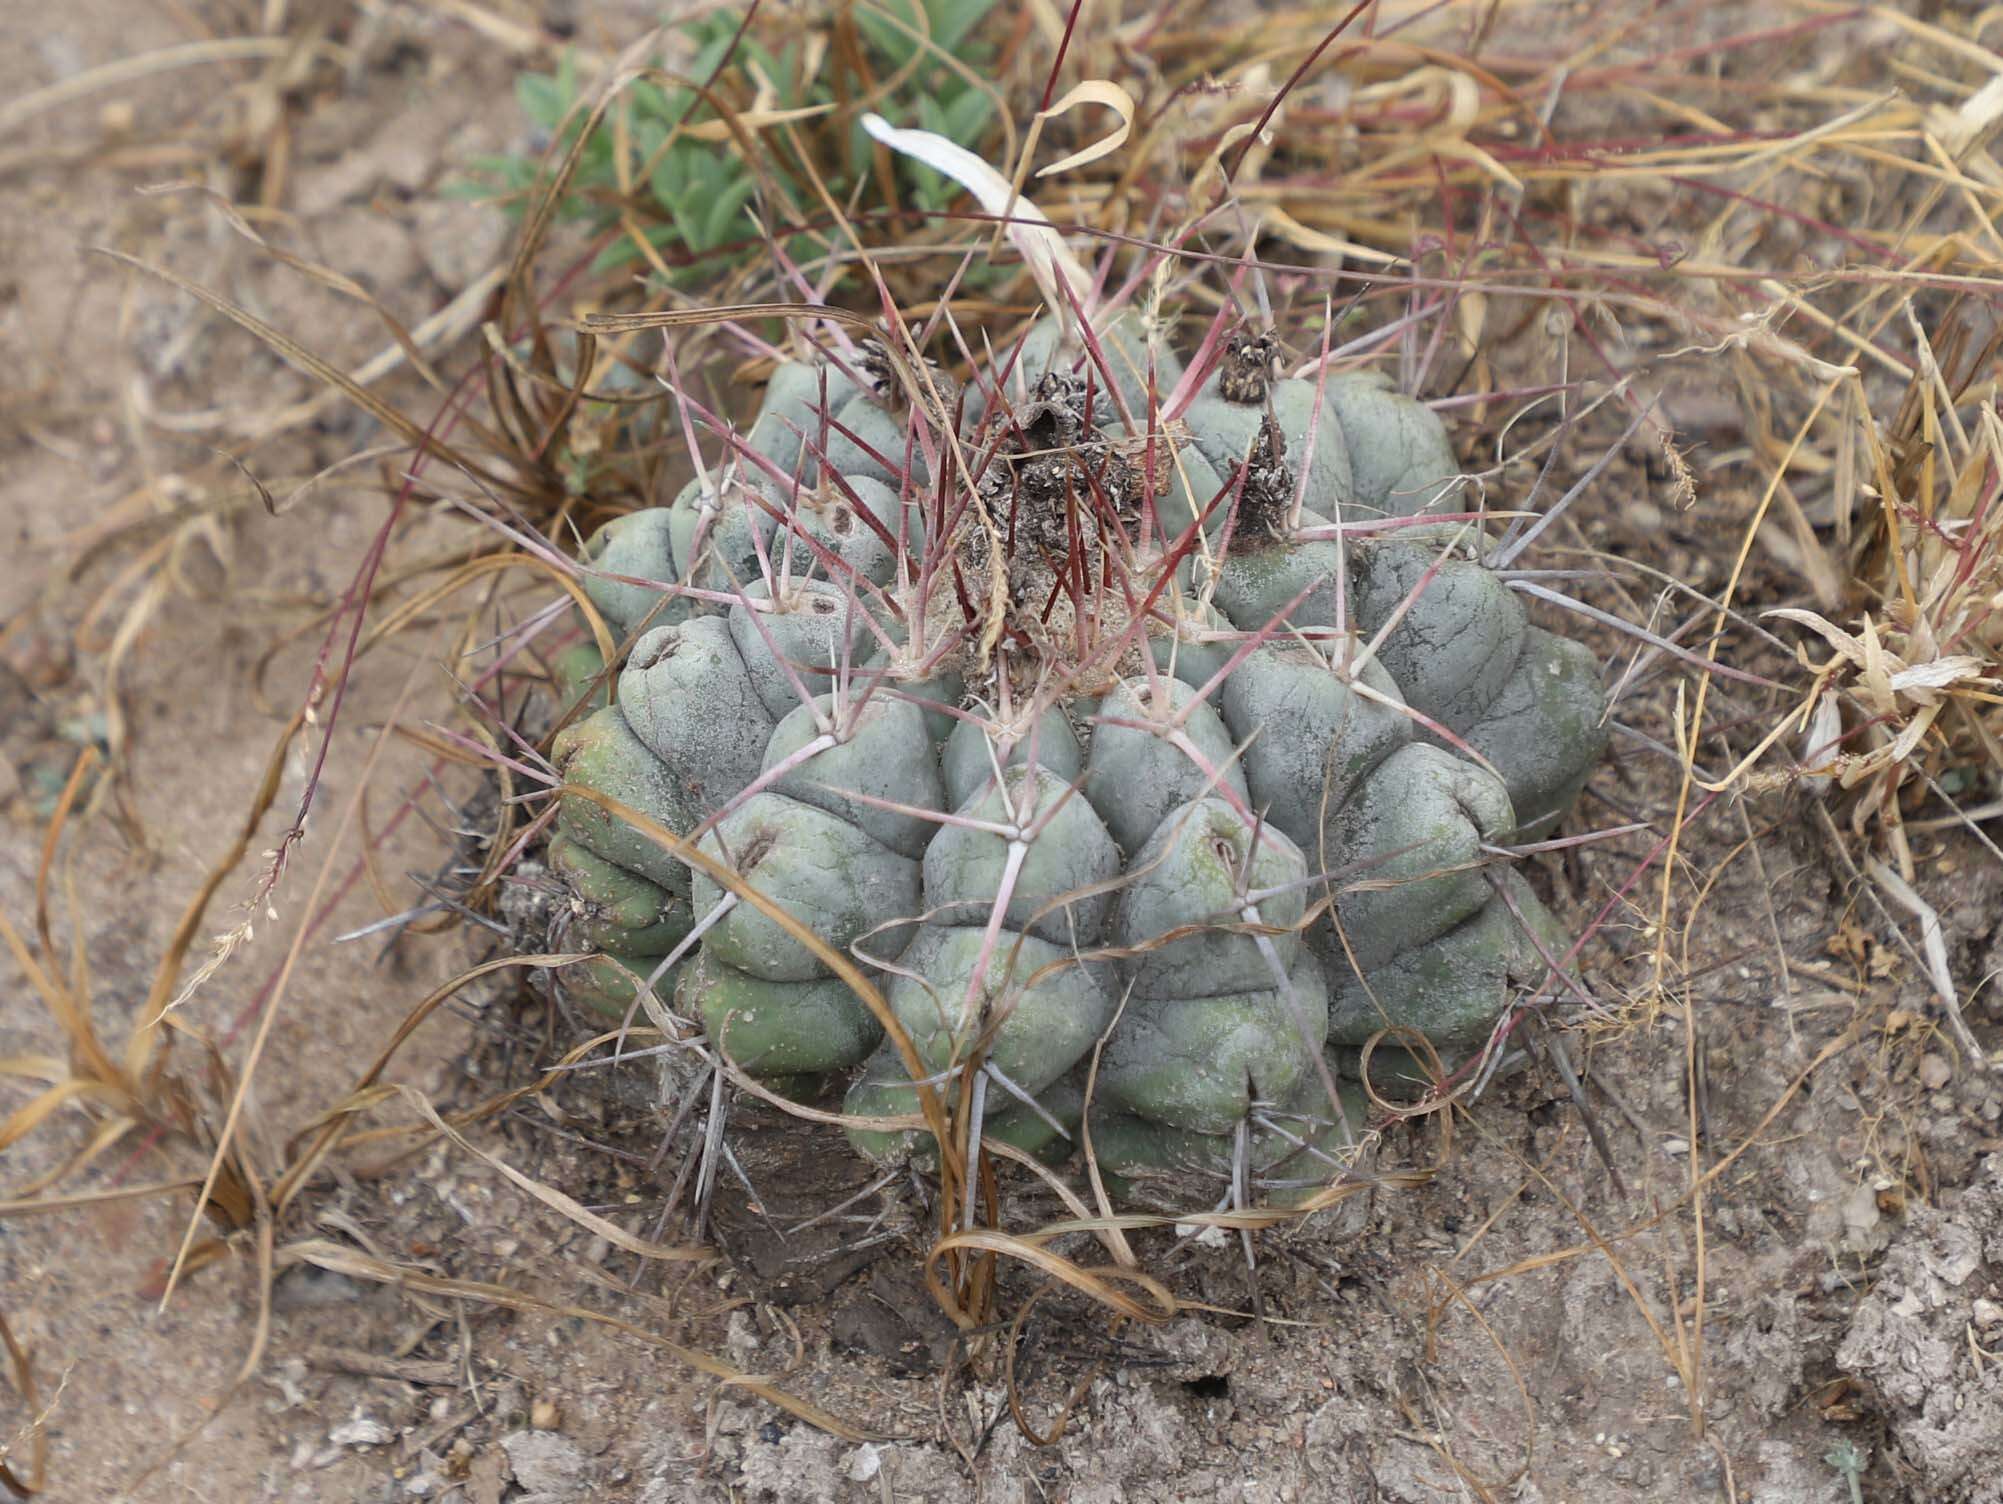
left=535, top=124, right=1609, bottom=1209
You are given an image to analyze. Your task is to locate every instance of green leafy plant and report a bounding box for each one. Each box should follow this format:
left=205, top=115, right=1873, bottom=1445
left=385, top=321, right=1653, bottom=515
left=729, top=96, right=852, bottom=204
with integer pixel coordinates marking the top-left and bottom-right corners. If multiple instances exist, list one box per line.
left=854, top=0, right=998, bottom=213
left=461, top=2, right=1001, bottom=278
left=1824, top=1441, right=1867, bottom=1504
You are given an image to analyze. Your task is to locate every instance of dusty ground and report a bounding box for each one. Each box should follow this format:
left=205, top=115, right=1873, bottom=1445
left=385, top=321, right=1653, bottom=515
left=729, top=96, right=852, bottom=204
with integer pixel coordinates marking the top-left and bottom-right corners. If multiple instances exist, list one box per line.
left=5, top=3, right=2003, bottom=1503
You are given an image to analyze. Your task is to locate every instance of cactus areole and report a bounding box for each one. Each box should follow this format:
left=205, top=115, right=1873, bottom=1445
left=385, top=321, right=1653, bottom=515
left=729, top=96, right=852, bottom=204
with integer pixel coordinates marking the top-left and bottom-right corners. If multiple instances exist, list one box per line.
left=544, top=264, right=1605, bottom=1204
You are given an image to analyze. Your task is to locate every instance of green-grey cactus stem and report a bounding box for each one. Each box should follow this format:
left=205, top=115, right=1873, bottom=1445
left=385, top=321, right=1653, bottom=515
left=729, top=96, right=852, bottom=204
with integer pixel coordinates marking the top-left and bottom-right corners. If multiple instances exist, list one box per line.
left=822, top=389, right=931, bottom=489
left=1114, top=797, right=1307, bottom=1001
left=1204, top=508, right=1348, bottom=638
left=1087, top=1072, right=1365, bottom=1209
left=1458, top=628, right=1609, bottom=839
left=746, top=359, right=864, bottom=480
left=548, top=640, right=610, bottom=714
left=690, top=792, right=919, bottom=982
left=551, top=706, right=695, bottom=894
left=860, top=627, right=966, bottom=742
left=921, top=765, right=1120, bottom=945
left=667, top=475, right=771, bottom=596
left=1098, top=949, right=1330, bottom=1135
left=1143, top=597, right=1236, bottom=691
left=761, top=691, right=943, bottom=859
left=547, top=833, right=693, bottom=955
left=1325, top=743, right=1515, bottom=974
left=1184, top=371, right=1354, bottom=531
left=976, top=311, right=1185, bottom=428
left=725, top=580, right=876, bottom=721
left=844, top=1051, right=1084, bottom=1168
left=1325, top=867, right=1565, bottom=1054
left=1348, top=540, right=1528, bottom=730
left=1321, top=370, right=1461, bottom=523
left=941, top=703, right=1083, bottom=809
left=538, top=309, right=1609, bottom=1203
left=684, top=946, right=882, bottom=1078
left=885, top=925, right=1112, bottom=1097
left=1085, top=678, right=1249, bottom=856
left=577, top=506, right=681, bottom=641
left=556, top=951, right=676, bottom=1026
left=619, top=616, right=775, bottom=814
left=1218, top=644, right=1412, bottom=855
left=789, top=474, right=924, bottom=589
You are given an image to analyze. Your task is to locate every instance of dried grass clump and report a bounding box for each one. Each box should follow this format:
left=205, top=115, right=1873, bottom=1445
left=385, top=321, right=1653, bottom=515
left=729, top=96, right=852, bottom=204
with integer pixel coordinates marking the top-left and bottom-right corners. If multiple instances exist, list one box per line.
left=1774, top=308, right=2003, bottom=851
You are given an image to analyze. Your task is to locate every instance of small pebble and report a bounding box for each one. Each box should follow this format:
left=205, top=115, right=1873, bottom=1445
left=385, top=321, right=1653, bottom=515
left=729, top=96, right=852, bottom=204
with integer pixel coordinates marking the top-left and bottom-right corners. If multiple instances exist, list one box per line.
left=330, top=1414, right=394, bottom=1448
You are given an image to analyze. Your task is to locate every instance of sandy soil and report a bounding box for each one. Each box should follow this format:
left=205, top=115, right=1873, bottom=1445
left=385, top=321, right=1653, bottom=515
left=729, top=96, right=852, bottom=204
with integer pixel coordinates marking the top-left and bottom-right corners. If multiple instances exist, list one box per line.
left=4, top=4, right=2003, bottom=1504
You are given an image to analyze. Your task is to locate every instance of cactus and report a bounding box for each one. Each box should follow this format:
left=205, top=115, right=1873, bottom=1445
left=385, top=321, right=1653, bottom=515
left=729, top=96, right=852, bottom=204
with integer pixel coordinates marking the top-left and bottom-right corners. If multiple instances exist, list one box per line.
left=539, top=306, right=1607, bottom=1206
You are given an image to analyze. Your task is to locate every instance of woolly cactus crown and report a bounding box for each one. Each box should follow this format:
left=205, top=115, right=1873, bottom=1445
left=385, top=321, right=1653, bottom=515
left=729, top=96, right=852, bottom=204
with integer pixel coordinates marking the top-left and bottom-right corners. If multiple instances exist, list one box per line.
left=540, top=130, right=1607, bottom=1202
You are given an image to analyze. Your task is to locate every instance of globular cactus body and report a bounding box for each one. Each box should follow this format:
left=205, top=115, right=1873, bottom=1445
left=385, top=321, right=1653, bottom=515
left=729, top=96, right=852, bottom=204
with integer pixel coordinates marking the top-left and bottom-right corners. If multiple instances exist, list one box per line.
left=1088, top=1070, right=1365, bottom=1209
left=544, top=313, right=1607, bottom=1201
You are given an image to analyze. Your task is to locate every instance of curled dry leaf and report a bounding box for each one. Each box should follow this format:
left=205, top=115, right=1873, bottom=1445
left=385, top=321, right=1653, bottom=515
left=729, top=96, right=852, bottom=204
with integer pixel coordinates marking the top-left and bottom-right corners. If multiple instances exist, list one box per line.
left=860, top=111, right=1093, bottom=321
left=1349, top=65, right=1524, bottom=194
left=1033, top=81, right=1135, bottom=178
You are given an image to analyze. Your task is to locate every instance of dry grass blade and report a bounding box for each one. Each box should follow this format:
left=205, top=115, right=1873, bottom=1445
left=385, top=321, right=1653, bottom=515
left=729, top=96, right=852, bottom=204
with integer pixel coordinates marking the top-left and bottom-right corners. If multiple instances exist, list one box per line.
left=158, top=632, right=437, bottom=1308
left=378, top=1084, right=705, bottom=1261
left=11, top=750, right=125, bottom=1097
left=578, top=302, right=874, bottom=335
left=1421, top=1266, right=1537, bottom=1493
left=0, top=1310, right=46, bottom=1499
left=1002, top=1279, right=1103, bottom=1446
left=139, top=709, right=302, bottom=1029
left=1462, top=1109, right=1694, bottom=1406
left=498, top=30, right=667, bottom=329
left=90, top=249, right=509, bottom=493
left=0, top=1181, right=208, bottom=1218
left=269, top=946, right=603, bottom=1203
left=928, top=1229, right=1177, bottom=1326
left=0, top=37, right=350, bottom=133
left=1460, top=1025, right=1859, bottom=1294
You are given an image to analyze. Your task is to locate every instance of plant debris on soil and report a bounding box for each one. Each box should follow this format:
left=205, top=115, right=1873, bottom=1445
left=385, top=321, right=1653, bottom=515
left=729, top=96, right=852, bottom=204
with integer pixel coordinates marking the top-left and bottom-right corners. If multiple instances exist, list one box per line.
left=6, top=2, right=2003, bottom=1502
